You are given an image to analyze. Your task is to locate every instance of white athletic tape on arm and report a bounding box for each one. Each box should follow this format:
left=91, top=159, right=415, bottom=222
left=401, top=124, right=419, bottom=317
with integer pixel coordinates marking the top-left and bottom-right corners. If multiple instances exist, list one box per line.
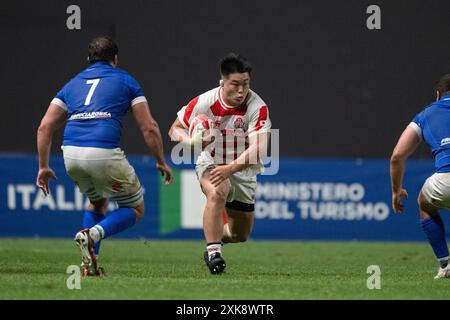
left=131, top=96, right=148, bottom=107
left=51, top=98, right=67, bottom=111
left=408, top=122, right=422, bottom=138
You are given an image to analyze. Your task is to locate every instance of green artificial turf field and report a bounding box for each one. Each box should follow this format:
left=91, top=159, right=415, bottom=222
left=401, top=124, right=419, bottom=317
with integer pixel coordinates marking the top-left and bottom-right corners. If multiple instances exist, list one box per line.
left=0, top=238, right=448, bottom=300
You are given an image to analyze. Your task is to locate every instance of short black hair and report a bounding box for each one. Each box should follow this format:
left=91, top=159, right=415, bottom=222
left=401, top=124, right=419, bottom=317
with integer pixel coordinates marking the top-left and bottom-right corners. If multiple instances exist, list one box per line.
left=87, top=36, right=118, bottom=64
left=436, top=74, right=450, bottom=95
left=220, top=53, right=252, bottom=77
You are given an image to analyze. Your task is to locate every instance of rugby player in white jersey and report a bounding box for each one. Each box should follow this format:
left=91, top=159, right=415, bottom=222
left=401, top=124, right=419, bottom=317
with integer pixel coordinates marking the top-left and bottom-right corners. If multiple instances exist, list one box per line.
left=169, top=53, right=271, bottom=274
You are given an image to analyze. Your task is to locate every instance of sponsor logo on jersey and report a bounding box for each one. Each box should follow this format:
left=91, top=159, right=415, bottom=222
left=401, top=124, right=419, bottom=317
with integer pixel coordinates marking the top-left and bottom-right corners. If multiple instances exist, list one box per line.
left=69, top=112, right=112, bottom=120
left=441, top=137, right=450, bottom=146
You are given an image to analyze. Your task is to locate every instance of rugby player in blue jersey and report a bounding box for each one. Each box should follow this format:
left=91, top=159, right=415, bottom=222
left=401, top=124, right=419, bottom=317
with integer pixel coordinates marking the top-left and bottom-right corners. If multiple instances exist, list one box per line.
left=36, top=36, right=173, bottom=276
left=391, top=74, right=450, bottom=279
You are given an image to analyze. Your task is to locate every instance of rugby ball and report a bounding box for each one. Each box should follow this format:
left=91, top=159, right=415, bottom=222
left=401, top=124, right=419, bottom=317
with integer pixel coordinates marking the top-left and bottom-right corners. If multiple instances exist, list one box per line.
left=189, top=114, right=211, bottom=143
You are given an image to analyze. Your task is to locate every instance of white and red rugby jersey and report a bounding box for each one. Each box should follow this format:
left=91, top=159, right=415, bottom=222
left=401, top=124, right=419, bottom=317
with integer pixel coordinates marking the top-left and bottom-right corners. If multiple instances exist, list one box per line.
left=177, top=87, right=271, bottom=172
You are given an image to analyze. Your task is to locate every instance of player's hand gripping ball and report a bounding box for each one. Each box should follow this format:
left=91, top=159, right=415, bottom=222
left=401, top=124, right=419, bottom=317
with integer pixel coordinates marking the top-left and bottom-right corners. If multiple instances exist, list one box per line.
left=189, top=114, right=213, bottom=147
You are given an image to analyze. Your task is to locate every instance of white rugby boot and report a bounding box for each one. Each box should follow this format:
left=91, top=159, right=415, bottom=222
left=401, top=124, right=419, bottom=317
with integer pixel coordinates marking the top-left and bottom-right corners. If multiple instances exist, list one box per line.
left=434, top=264, right=450, bottom=279
left=74, top=228, right=104, bottom=277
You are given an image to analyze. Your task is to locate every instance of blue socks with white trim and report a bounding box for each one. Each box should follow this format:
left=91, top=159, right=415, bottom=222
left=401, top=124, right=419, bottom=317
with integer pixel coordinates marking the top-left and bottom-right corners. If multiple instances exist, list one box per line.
left=95, top=207, right=137, bottom=239
left=421, top=216, right=449, bottom=268
left=83, top=210, right=105, bottom=256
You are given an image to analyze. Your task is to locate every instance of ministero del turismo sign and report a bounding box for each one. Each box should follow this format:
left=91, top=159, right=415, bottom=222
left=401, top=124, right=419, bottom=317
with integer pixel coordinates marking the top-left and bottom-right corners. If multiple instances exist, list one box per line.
left=256, top=182, right=389, bottom=221
left=0, top=154, right=441, bottom=240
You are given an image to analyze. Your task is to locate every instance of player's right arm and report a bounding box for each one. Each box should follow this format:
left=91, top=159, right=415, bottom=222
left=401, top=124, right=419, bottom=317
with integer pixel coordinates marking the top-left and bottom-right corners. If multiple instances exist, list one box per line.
left=390, top=125, right=422, bottom=213
left=132, top=102, right=173, bottom=185
left=169, top=95, right=211, bottom=147
left=169, top=117, right=192, bottom=146
left=36, top=103, right=67, bottom=195
left=169, top=95, right=200, bottom=146
left=168, top=112, right=214, bottom=148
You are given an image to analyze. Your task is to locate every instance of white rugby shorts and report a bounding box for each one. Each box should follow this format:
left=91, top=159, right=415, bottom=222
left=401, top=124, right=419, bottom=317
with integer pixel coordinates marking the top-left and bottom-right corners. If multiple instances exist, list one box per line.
left=421, top=172, right=450, bottom=209
left=62, top=146, right=144, bottom=207
left=195, top=161, right=257, bottom=206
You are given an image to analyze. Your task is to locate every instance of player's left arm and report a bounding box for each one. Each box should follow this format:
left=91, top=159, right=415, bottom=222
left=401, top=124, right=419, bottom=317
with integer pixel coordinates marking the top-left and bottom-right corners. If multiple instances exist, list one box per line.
left=390, top=126, right=422, bottom=213
left=210, top=132, right=269, bottom=187
left=36, top=103, right=67, bottom=195
left=232, top=131, right=269, bottom=172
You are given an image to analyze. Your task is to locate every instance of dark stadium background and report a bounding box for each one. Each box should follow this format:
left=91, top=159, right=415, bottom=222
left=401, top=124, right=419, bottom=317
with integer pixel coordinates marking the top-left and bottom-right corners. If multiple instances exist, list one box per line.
left=1, top=0, right=449, bottom=158
left=2, top=0, right=450, bottom=302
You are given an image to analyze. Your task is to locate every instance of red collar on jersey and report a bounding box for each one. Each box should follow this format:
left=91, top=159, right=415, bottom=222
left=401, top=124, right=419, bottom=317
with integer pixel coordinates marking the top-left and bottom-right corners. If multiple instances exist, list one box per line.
left=218, top=88, right=249, bottom=110
left=212, top=88, right=249, bottom=116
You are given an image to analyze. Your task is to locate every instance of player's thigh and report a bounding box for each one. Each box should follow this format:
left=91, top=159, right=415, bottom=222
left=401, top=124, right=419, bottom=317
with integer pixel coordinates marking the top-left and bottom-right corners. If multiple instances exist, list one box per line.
left=227, top=171, right=257, bottom=206
left=225, top=173, right=256, bottom=237
left=99, top=157, right=144, bottom=209
left=420, top=173, right=450, bottom=211
left=64, top=157, right=104, bottom=203
left=198, top=165, right=230, bottom=200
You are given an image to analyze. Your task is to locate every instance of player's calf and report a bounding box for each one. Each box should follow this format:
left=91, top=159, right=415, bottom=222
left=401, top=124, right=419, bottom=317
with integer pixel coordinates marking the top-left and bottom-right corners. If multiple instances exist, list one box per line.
left=222, top=223, right=249, bottom=243
left=132, top=201, right=145, bottom=221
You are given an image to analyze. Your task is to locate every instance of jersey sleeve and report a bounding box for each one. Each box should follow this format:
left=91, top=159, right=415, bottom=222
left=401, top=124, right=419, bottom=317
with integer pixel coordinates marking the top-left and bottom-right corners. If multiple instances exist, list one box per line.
left=248, top=105, right=271, bottom=136
left=51, top=85, right=68, bottom=111
left=177, top=96, right=200, bottom=129
left=127, top=75, right=147, bottom=107
left=408, top=111, right=424, bottom=139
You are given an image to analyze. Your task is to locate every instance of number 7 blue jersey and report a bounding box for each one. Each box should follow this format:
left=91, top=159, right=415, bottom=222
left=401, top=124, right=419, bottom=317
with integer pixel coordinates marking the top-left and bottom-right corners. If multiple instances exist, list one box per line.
left=51, top=61, right=147, bottom=148
left=409, top=94, right=450, bottom=173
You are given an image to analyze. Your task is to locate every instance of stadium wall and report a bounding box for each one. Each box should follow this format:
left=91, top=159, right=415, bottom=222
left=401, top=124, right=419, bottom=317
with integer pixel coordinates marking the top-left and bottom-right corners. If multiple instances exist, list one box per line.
left=0, top=154, right=444, bottom=241
left=1, top=0, right=449, bottom=158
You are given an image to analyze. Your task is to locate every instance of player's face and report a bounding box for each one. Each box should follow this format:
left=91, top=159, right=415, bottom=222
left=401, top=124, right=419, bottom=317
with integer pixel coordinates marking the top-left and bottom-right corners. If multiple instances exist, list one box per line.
left=221, top=72, right=250, bottom=107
